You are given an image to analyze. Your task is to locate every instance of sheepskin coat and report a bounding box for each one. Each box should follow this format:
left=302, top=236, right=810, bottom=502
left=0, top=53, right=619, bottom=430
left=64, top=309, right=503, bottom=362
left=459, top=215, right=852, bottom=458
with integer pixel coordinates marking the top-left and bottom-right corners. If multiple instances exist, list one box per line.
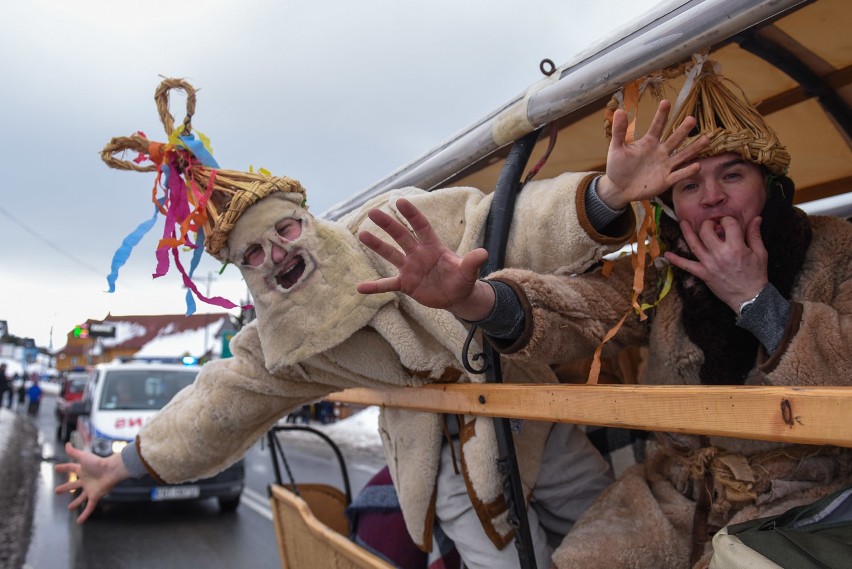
left=132, top=171, right=633, bottom=550
left=488, top=214, right=852, bottom=568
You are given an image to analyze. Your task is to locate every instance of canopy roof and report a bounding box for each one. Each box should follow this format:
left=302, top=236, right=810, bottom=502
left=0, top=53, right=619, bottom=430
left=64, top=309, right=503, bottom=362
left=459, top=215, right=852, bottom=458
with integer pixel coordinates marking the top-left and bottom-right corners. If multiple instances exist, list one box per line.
left=327, top=0, right=851, bottom=219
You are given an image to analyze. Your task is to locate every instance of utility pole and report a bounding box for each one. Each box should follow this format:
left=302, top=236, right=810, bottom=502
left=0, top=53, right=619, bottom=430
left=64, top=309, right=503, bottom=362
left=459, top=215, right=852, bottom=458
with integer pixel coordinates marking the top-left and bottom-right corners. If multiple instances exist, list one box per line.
left=204, top=271, right=217, bottom=357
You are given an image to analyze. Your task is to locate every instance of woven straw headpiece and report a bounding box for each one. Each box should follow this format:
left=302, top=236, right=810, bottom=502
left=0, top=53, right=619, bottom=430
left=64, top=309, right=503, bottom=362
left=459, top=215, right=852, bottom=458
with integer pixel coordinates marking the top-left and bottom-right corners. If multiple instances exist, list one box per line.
left=662, top=56, right=790, bottom=175
left=101, top=78, right=308, bottom=313
left=101, top=78, right=308, bottom=258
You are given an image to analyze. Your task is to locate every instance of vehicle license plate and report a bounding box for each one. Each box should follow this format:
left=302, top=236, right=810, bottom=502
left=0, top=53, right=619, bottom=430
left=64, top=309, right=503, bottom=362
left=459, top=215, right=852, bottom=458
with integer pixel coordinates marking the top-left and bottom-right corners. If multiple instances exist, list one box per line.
left=151, top=485, right=201, bottom=501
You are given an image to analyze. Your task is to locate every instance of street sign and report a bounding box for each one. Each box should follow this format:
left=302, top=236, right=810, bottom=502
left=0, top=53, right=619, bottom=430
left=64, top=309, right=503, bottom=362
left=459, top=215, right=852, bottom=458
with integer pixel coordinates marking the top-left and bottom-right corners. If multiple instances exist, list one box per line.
left=88, top=323, right=116, bottom=338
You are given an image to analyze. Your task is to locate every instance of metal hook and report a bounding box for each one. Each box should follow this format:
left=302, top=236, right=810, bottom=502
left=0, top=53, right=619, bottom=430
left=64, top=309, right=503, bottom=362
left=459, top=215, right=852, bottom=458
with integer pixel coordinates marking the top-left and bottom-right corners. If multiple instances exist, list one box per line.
left=461, top=325, right=488, bottom=374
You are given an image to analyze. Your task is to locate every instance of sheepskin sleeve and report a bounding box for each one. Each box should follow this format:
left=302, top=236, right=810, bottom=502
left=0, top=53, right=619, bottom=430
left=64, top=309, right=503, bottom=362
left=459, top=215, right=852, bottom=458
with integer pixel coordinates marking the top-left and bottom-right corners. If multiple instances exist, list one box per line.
left=135, top=322, right=334, bottom=483
left=757, top=215, right=852, bottom=386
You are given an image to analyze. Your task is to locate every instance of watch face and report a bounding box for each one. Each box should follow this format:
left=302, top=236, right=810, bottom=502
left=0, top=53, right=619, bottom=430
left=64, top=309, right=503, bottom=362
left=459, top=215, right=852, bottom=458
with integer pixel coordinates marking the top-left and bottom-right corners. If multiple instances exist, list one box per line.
left=738, top=295, right=759, bottom=317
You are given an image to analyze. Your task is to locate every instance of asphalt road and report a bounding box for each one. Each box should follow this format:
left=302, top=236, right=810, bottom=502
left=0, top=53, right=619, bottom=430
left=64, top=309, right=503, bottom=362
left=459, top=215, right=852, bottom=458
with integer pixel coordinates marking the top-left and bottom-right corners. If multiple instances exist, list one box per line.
left=3, top=390, right=386, bottom=569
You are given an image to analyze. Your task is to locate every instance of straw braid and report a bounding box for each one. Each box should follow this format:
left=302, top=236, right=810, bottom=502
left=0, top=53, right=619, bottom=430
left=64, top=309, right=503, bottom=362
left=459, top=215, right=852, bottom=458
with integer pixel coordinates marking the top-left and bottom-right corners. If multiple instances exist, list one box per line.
left=100, top=78, right=307, bottom=257
left=662, top=63, right=790, bottom=174
left=154, top=78, right=197, bottom=137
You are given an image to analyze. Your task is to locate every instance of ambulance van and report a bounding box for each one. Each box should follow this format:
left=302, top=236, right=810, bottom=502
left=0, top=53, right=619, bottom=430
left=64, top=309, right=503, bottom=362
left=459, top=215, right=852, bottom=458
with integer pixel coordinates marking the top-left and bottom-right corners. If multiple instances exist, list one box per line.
left=71, top=361, right=244, bottom=512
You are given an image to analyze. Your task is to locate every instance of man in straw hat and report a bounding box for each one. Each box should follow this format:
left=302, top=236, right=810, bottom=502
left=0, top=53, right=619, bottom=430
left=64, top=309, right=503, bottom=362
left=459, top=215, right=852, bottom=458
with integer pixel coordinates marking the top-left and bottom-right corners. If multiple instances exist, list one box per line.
left=55, top=77, right=707, bottom=567
left=355, top=56, right=852, bottom=568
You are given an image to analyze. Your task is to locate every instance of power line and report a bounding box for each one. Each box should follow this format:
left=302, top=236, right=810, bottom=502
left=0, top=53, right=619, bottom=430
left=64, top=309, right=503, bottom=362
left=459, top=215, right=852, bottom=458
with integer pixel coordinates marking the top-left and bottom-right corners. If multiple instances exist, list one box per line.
left=0, top=204, right=106, bottom=276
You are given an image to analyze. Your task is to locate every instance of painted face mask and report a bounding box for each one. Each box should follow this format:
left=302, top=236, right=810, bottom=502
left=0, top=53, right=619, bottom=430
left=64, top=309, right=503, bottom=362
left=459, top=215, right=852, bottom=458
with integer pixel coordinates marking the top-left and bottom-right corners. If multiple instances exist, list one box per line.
left=226, top=192, right=393, bottom=372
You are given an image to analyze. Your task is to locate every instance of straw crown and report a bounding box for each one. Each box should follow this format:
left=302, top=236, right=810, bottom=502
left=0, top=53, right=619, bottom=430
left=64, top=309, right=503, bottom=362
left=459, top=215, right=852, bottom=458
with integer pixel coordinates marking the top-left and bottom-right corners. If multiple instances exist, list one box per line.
left=100, top=78, right=307, bottom=313
left=101, top=77, right=307, bottom=258
left=662, top=57, right=790, bottom=175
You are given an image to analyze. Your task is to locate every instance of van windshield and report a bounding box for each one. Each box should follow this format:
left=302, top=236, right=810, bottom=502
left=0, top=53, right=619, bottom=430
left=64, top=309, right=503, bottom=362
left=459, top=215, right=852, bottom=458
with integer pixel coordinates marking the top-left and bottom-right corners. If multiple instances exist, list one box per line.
left=99, top=369, right=198, bottom=411
left=67, top=377, right=89, bottom=394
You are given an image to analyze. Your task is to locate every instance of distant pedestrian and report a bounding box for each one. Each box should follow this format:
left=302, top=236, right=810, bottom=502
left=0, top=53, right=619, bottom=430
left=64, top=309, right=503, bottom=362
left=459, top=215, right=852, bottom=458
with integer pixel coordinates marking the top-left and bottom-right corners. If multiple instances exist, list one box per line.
left=16, top=375, right=27, bottom=409
left=26, top=376, right=42, bottom=417
left=0, top=363, right=10, bottom=408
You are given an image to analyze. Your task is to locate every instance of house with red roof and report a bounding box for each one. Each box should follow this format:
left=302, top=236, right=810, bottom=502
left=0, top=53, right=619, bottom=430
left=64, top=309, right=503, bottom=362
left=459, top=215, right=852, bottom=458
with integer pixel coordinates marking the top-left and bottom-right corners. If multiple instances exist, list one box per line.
left=54, top=313, right=236, bottom=373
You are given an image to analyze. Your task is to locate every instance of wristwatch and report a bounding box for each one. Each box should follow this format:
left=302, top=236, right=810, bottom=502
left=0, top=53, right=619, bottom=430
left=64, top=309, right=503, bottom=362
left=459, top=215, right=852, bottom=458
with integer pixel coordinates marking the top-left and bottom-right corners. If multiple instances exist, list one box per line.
left=738, top=290, right=762, bottom=318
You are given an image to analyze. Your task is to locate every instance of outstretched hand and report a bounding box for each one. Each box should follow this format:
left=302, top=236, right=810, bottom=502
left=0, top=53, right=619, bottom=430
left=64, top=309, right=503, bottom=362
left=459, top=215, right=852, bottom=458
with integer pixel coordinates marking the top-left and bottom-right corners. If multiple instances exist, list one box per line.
left=357, top=198, right=496, bottom=322
left=597, top=99, right=710, bottom=210
left=54, top=443, right=130, bottom=523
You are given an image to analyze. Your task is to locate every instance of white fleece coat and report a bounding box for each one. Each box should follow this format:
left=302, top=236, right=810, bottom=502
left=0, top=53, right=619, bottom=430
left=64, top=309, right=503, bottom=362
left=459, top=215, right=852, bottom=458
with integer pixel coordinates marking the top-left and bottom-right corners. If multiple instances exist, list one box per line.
left=133, top=171, right=634, bottom=549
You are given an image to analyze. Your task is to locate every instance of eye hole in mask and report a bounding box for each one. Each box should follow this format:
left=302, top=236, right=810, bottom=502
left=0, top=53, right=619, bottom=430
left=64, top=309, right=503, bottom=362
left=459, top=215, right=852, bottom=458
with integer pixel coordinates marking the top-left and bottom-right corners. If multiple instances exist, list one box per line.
left=240, top=217, right=303, bottom=267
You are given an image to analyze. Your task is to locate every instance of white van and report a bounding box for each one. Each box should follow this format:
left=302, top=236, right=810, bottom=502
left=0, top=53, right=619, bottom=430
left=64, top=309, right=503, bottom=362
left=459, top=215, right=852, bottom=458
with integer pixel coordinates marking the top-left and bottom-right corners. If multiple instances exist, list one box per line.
left=71, top=361, right=244, bottom=512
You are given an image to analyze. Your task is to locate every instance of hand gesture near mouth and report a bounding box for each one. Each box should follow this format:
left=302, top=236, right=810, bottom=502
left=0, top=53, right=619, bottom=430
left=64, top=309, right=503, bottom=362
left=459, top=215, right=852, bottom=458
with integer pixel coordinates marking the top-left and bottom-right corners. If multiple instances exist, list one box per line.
left=357, top=198, right=497, bottom=322
left=664, top=216, right=769, bottom=312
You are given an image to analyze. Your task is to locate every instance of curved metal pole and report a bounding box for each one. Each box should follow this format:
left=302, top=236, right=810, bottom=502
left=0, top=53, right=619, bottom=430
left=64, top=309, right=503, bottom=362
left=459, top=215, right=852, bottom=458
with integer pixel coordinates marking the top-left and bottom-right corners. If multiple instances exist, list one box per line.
left=267, top=424, right=354, bottom=504
left=480, top=128, right=542, bottom=569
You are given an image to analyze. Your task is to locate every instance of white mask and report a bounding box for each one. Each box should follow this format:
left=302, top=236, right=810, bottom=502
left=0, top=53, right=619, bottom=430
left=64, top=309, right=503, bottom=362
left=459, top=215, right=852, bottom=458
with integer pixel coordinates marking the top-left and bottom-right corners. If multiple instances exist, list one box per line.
left=227, top=193, right=394, bottom=372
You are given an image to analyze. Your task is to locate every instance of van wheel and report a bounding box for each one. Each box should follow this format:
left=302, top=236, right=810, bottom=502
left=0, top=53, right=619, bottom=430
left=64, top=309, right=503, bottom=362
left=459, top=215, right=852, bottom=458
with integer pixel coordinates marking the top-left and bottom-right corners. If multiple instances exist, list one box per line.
left=218, top=495, right=240, bottom=513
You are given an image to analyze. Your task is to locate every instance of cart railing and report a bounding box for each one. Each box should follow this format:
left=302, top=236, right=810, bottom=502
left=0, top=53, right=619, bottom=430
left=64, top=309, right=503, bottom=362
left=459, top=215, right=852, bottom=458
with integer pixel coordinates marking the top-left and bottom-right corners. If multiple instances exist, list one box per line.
left=328, top=384, right=852, bottom=448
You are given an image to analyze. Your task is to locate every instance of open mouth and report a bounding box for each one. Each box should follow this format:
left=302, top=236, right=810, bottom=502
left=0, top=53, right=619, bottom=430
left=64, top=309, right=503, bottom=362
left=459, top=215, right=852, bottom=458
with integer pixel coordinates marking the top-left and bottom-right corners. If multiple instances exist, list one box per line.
left=275, top=255, right=307, bottom=290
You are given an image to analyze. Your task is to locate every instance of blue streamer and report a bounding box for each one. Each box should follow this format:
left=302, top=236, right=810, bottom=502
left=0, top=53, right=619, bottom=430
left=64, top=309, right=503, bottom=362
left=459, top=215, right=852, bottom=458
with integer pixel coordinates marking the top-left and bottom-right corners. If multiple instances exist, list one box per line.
left=106, top=204, right=160, bottom=293
left=184, top=229, right=205, bottom=316
left=179, top=134, right=219, bottom=168
left=184, top=289, right=197, bottom=316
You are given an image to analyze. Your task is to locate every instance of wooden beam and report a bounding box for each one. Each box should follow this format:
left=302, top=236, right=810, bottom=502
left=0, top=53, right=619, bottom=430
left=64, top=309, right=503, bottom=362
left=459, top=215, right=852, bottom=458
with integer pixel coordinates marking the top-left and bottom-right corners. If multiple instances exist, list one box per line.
left=328, top=384, right=852, bottom=448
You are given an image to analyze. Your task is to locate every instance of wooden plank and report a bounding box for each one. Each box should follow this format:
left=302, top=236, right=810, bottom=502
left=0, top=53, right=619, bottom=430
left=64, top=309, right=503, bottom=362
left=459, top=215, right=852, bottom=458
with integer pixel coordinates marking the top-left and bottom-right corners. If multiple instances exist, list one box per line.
left=328, top=384, right=852, bottom=448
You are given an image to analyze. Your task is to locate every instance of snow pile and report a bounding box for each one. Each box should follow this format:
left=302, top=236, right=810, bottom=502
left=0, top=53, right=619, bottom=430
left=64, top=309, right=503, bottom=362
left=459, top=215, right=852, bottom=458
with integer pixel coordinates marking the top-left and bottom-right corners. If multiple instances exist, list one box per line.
left=134, top=326, right=221, bottom=359
left=100, top=322, right=147, bottom=348
left=313, top=406, right=382, bottom=449
left=273, top=406, right=385, bottom=465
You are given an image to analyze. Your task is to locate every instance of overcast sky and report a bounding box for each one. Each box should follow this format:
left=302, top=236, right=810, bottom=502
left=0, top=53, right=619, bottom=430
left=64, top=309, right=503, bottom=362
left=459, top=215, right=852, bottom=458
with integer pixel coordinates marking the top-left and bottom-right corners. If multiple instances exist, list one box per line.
left=0, top=0, right=664, bottom=351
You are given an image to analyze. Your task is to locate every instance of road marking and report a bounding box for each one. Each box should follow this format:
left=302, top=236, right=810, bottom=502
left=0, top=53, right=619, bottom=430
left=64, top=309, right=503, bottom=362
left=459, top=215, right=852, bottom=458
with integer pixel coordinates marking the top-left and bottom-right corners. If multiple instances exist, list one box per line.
left=241, top=487, right=273, bottom=521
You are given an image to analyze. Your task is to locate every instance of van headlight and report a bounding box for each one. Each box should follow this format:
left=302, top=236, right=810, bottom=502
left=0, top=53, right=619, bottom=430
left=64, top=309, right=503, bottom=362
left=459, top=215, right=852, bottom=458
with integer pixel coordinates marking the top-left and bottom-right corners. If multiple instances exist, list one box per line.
left=92, top=438, right=129, bottom=457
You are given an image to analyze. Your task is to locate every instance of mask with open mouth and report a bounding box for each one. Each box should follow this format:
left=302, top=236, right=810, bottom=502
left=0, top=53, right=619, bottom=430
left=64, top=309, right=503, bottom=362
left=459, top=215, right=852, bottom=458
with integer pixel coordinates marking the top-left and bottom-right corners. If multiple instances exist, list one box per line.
left=226, top=192, right=394, bottom=372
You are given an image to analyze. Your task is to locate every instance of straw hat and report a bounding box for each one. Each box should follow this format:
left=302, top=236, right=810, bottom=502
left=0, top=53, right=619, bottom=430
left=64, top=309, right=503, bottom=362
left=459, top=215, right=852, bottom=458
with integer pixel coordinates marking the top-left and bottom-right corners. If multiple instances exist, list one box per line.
left=662, top=56, right=790, bottom=175
left=101, top=78, right=307, bottom=259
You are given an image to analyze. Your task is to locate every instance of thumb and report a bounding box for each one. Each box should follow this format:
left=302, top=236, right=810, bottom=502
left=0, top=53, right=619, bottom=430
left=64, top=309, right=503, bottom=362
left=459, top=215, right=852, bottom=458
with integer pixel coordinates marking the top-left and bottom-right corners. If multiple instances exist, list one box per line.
left=460, top=248, right=488, bottom=280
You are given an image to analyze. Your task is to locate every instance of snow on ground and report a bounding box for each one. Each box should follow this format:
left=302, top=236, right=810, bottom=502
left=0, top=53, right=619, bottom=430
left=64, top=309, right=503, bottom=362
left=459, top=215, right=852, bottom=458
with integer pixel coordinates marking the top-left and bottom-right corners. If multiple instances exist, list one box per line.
left=272, top=405, right=386, bottom=467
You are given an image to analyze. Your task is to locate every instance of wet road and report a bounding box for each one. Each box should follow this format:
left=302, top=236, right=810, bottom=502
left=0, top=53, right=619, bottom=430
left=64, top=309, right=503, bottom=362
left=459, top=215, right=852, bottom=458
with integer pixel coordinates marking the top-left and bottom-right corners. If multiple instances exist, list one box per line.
left=25, top=392, right=385, bottom=569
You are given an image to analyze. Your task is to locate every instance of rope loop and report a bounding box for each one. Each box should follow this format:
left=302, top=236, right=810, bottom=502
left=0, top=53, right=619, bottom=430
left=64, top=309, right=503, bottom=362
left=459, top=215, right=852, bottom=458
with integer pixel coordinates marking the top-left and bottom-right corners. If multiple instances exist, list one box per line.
left=154, top=77, right=197, bottom=136
left=100, top=133, right=158, bottom=172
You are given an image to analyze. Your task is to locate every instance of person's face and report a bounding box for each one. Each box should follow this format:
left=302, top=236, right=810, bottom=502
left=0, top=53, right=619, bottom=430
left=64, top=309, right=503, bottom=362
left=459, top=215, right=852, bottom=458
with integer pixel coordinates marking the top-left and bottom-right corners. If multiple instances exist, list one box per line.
left=672, top=153, right=767, bottom=239
left=227, top=194, right=316, bottom=295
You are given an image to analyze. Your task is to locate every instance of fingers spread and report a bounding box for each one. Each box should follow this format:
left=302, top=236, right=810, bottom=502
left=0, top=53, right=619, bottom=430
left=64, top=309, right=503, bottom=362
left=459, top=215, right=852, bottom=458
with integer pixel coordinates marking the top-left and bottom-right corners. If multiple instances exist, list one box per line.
left=645, top=100, right=671, bottom=140
left=670, top=133, right=710, bottom=167
left=609, top=109, right=628, bottom=149
left=357, top=276, right=401, bottom=295
left=359, top=231, right=405, bottom=267
left=367, top=207, right=419, bottom=253
left=396, top=198, right=441, bottom=247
